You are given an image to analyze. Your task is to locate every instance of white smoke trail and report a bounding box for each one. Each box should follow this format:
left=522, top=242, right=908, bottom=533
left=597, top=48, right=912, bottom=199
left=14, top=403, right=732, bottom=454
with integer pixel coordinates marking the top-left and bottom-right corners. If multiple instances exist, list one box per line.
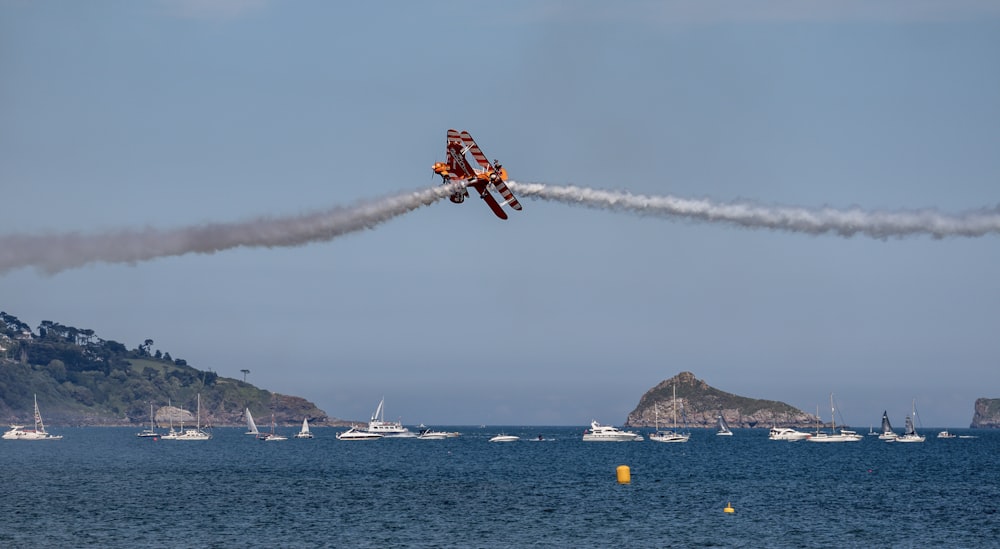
left=507, top=181, right=1000, bottom=239
left=0, top=183, right=463, bottom=275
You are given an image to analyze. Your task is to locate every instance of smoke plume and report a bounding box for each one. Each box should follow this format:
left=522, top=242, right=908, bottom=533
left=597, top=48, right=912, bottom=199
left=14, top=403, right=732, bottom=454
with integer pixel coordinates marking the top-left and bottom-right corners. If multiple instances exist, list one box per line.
left=0, top=184, right=463, bottom=275
left=507, top=182, right=1000, bottom=239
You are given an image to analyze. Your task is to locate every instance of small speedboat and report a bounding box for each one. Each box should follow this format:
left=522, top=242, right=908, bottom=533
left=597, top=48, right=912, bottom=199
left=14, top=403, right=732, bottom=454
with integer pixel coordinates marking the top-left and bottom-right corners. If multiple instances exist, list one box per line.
left=489, top=434, right=519, bottom=442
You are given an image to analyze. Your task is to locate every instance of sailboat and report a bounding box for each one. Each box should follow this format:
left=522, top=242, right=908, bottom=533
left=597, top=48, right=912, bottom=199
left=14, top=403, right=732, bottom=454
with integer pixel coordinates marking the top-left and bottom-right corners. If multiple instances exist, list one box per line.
left=894, top=399, right=926, bottom=443
left=807, top=394, right=862, bottom=442
left=170, top=394, right=211, bottom=441
left=294, top=418, right=314, bottom=439
left=650, top=385, right=690, bottom=443
left=2, top=394, right=63, bottom=440
left=137, top=402, right=160, bottom=438
left=716, top=414, right=734, bottom=436
left=878, top=410, right=898, bottom=440
left=245, top=408, right=259, bottom=436
left=258, top=413, right=287, bottom=441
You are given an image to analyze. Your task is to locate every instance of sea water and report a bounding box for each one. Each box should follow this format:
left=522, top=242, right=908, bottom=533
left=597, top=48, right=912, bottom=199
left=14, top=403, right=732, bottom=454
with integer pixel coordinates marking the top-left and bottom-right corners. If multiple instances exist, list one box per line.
left=1, top=427, right=997, bottom=548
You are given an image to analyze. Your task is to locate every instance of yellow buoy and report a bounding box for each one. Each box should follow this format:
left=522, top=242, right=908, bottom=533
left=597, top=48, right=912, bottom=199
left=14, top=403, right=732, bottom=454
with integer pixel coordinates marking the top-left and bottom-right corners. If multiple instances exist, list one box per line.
left=616, top=465, right=631, bottom=484
left=724, top=502, right=735, bottom=514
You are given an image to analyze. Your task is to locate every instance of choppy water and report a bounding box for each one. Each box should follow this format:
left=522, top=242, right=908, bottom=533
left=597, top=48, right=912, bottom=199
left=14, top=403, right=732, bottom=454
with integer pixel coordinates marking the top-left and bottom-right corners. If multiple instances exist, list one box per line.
left=2, top=426, right=998, bottom=548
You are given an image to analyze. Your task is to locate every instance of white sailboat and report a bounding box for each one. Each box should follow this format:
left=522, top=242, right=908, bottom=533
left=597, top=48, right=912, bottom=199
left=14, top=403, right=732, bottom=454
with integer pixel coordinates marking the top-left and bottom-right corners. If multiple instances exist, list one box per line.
left=807, top=394, right=862, bottom=442
left=2, top=394, right=63, bottom=440
left=245, top=408, right=259, bottom=435
left=650, top=385, right=689, bottom=443
left=878, top=410, right=898, bottom=440
left=894, top=399, right=926, bottom=443
left=294, top=418, right=314, bottom=439
left=716, top=414, right=734, bottom=436
left=171, top=394, right=211, bottom=441
left=258, top=413, right=287, bottom=441
left=137, top=402, right=160, bottom=438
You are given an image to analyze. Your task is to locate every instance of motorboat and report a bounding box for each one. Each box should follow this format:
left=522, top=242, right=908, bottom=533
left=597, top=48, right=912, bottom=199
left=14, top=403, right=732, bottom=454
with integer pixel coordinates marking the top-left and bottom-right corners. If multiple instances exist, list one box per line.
left=937, top=430, right=957, bottom=439
left=582, top=420, right=643, bottom=442
left=336, top=426, right=383, bottom=440
left=293, top=418, right=314, bottom=439
left=768, top=427, right=811, bottom=441
left=489, top=434, right=519, bottom=442
left=417, top=429, right=450, bottom=440
left=366, top=397, right=412, bottom=437
left=3, top=395, right=63, bottom=441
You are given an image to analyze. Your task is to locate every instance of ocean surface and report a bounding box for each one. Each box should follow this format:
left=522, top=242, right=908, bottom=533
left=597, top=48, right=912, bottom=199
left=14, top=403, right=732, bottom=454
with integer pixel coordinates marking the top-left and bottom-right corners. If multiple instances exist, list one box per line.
left=2, top=426, right=998, bottom=548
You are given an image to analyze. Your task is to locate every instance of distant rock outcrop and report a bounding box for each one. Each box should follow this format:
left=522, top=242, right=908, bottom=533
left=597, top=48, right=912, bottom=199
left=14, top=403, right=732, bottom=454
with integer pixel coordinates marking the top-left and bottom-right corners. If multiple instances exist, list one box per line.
left=970, top=398, right=1000, bottom=428
left=625, top=371, right=818, bottom=429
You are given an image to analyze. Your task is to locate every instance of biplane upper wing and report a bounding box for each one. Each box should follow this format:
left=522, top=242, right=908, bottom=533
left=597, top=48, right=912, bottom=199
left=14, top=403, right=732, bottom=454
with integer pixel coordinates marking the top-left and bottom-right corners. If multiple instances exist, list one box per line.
left=459, top=131, right=522, bottom=211
left=445, top=129, right=476, bottom=180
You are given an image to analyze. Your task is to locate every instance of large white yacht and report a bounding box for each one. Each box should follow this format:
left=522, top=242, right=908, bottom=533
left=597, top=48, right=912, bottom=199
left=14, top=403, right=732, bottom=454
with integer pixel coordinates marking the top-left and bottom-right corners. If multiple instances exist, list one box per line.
left=365, top=397, right=412, bottom=437
left=582, top=420, right=643, bottom=442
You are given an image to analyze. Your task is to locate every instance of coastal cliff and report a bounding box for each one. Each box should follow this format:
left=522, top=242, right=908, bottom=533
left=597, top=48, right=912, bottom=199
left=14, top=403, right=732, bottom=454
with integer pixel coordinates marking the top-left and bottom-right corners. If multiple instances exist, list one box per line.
left=970, top=398, right=1000, bottom=428
left=625, top=371, right=818, bottom=429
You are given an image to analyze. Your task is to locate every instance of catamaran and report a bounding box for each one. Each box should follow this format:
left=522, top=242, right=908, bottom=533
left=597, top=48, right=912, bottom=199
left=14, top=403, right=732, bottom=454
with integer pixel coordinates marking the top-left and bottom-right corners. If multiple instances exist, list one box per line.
left=294, top=418, right=314, bottom=439
left=169, top=394, right=211, bottom=441
left=3, top=394, right=63, bottom=440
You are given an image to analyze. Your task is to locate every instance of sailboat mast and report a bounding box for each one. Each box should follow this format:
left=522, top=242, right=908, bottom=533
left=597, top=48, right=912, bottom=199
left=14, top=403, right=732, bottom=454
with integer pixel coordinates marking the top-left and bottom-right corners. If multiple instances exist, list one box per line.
left=672, top=384, right=678, bottom=428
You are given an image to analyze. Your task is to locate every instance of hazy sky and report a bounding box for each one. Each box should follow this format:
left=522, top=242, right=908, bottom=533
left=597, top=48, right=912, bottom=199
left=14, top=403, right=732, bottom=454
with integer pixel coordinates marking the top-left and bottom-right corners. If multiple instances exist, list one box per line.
left=3, top=1, right=999, bottom=427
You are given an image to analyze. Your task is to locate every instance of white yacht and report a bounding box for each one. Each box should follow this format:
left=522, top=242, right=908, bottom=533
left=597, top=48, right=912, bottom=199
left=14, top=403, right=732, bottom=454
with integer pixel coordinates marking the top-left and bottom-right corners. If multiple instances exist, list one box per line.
left=2, top=395, right=63, bottom=441
left=489, top=434, right=520, bottom=442
left=716, top=414, right=734, bottom=436
left=937, top=430, right=957, bottom=439
left=768, top=427, right=811, bottom=441
left=807, top=395, right=862, bottom=443
left=582, top=420, right=643, bottom=442
left=257, top=414, right=287, bottom=442
left=245, top=408, right=259, bottom=436
left=137, top=403, right=160, bottom=438
left=417, top=429, right=450, bottom=440
left=337, top=426, right=383, bottom=440
left=878, top=410, right=898, bottom=441
left=365, top=397, right=412, bottom=437
left=649, top=386, right=689, bottom=443
left=169, top=394, right=211, bottom=441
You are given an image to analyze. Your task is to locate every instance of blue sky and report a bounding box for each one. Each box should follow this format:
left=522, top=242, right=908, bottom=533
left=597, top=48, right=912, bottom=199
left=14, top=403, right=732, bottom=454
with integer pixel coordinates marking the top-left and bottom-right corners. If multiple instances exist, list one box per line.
left=2, top=0, right=999, bottom=427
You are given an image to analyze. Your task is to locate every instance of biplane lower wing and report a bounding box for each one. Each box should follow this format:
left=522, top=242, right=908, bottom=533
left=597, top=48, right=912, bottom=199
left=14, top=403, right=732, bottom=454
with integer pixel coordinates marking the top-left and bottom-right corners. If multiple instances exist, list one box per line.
left=470, top=182, right=508, bottom=220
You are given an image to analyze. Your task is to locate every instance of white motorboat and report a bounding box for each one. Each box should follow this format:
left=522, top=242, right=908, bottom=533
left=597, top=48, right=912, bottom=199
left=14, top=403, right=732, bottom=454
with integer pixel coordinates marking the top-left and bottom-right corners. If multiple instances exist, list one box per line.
left=489, top=434, right=520, bottom=442
left=366, top=397, right=412, bottom=437
left=937, top=430, right=957, bottom=439
left=768, top=427, right=811, bottom=441
left=293, top=418, right=314, bottom=439
left=337, top=426, right=383, bottom=440
left=2, top=395, right=62, bottom=441
left=417, top=429, right=450, bottom=440
left=893, top=400, right=925, bottom=443
left=582, top=420, right=643, bottom=442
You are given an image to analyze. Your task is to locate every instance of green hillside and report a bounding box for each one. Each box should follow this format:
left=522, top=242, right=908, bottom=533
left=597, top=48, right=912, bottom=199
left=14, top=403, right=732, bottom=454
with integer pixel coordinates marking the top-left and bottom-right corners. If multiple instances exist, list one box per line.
left=0, top=310, right=342, bottom=426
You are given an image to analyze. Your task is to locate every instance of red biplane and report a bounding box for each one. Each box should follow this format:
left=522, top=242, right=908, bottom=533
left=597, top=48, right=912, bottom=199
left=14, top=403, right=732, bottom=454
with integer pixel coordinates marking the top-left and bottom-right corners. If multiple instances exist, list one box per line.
left=432, top=129, right=522, bottom=220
